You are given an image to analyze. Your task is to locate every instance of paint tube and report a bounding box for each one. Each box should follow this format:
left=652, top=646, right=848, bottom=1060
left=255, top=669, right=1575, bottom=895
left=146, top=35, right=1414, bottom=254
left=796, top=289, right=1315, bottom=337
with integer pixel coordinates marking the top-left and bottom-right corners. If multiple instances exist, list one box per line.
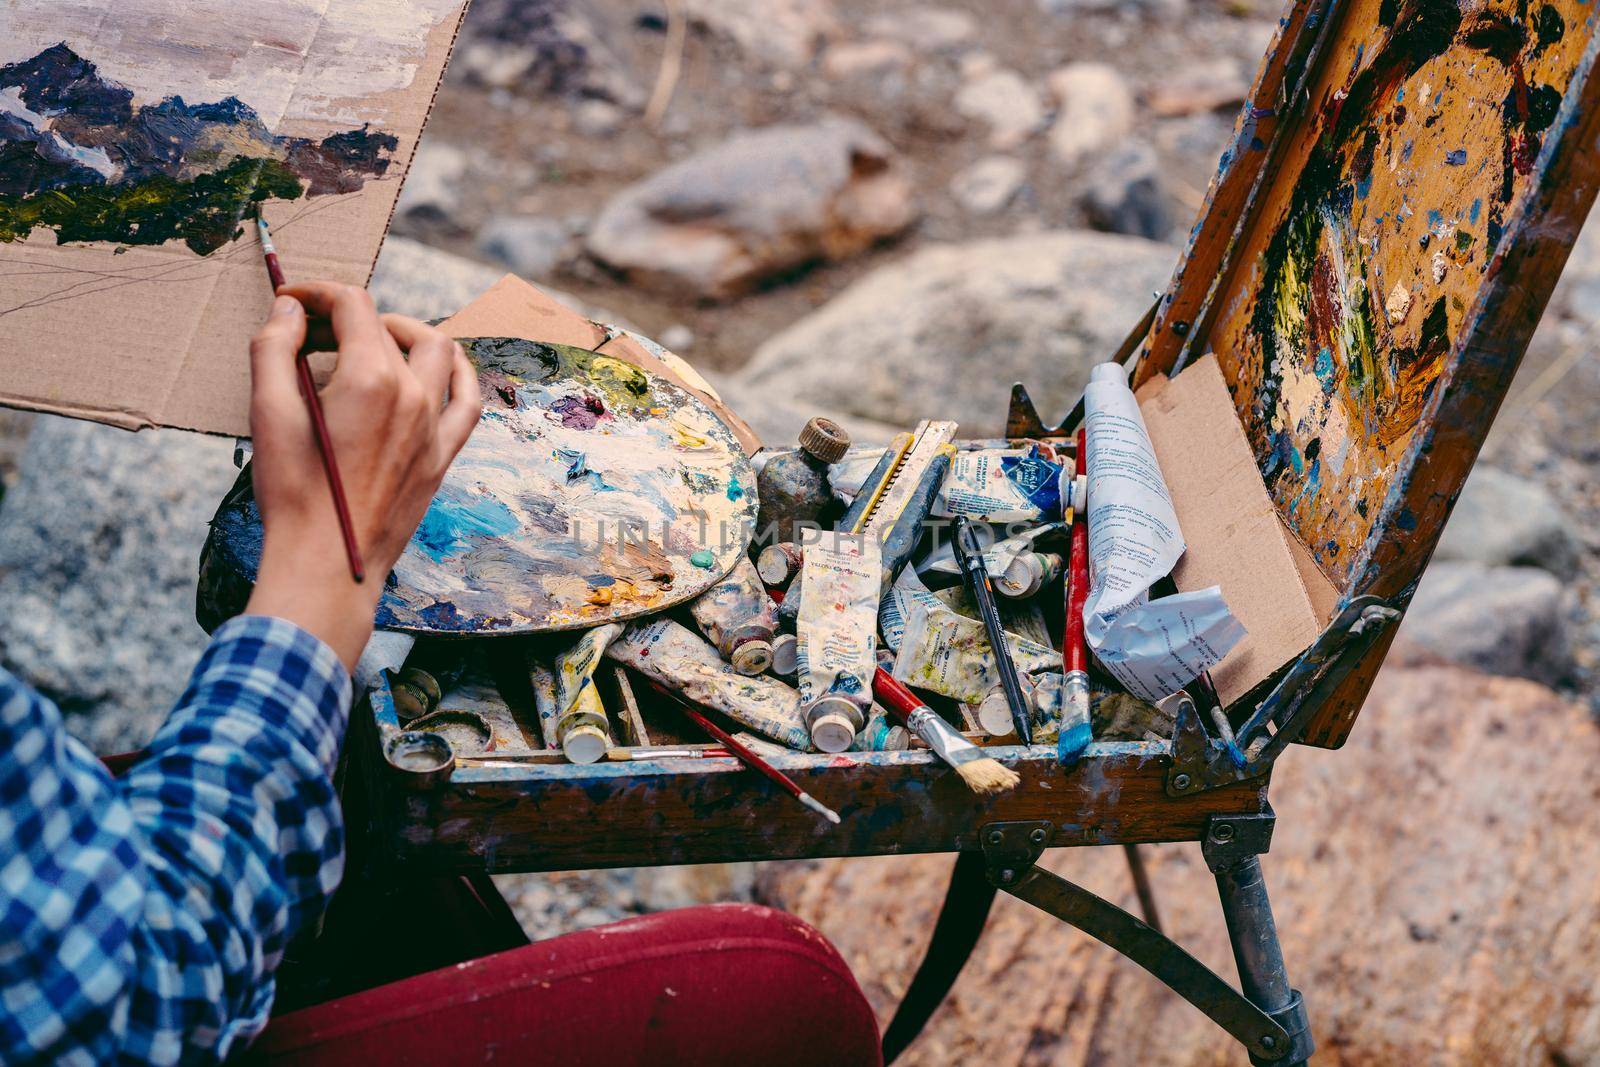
left=995, top=551, right=1063, bottom=599
left=606, top=618, right=812, bottom=751
left=795, top=529, right=883, bottom=753
left=769, top=632, right=799, bottom=680
left=850, top=708, right=911, bottom=752
left=933, top=445, right=1066, bottom=523
left=827, top=446, right=887, bottom=505
left=920, top=521, right=1062, bottom=578
left=892, top=601, right=1057, bottom=710
left=755, top=541, right=805, bottom=588
left=529, top=660, right=561, bottom=750
left=689, top=557, right=779, bottom=674
left=552, top=623, right=623, bottom=764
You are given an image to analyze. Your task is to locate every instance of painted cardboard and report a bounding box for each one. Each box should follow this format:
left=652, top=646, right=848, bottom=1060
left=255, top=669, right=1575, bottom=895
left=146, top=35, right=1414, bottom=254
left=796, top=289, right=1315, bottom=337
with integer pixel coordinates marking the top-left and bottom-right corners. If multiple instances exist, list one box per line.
left=1137, top=354, right=1339, bottom=704
left=0, top=2, right=470, bottom=435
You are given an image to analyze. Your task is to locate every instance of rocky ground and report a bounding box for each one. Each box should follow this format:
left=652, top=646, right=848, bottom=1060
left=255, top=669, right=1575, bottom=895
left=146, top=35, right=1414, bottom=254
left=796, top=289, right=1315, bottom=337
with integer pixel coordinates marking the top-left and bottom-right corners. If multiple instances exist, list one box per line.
left=0, top=0, right=1597, bottom=1061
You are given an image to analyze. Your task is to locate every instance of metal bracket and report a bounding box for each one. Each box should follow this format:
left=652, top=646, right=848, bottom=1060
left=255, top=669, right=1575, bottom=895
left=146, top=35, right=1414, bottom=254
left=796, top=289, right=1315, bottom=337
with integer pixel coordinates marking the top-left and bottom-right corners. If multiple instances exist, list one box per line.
left=1168, top=595, right=1403, bottom=796
left=1201, top=810, right=1276, bottom=872
left=979, top=821, right=1294, bottom=1061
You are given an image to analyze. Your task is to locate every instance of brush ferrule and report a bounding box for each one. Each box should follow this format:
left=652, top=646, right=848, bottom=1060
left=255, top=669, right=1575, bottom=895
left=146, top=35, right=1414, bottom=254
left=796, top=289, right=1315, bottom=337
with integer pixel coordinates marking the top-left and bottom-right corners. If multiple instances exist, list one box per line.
left=906, top=707, right=983, bottom=767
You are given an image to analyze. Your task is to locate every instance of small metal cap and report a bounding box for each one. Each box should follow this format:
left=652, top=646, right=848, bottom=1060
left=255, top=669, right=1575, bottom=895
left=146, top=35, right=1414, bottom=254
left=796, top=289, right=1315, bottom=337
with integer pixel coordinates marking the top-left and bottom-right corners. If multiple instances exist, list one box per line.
left=730, top=638, right=774, bottom=676
left=804, top=696, right=865, bottom=753
left=769, top=633, right=799, bottom=677
left=798, top=416, right=850, bottom=464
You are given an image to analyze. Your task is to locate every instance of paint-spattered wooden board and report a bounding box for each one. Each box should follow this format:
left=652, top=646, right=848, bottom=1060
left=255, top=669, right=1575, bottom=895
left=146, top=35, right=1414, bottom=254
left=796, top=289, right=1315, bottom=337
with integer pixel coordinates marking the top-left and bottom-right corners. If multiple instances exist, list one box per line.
left=205, top=337, right=757, bottom=634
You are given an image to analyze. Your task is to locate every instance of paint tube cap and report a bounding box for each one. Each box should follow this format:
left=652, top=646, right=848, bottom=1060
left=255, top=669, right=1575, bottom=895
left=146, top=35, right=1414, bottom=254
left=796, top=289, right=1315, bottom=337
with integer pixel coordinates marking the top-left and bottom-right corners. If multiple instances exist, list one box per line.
left=995, top=553, right=1045, bottom=599
left=799, top=417, right=851, bottom=464
left=1069, top=474, right=1087, bottom=514
left=769, top=633, right=799, bottom=677
left=882, top=725, right=911, bottom=751
left=730, top=637, right=775, bottom=676
left=977, top=687, right=1019, bottom=737
left=561, top=724, right=610, bottom=765
left=389, top=680, right=433, bottom=724
left=804, top=696, right=865, bottom=753
left=756, top=542, right=802, bottom=586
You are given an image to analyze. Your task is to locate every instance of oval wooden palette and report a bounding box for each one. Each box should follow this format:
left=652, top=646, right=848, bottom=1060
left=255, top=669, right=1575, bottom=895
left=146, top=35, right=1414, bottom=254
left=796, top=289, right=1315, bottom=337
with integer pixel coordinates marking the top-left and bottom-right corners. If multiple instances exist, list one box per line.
left=208, top=337, right=757, bottom=634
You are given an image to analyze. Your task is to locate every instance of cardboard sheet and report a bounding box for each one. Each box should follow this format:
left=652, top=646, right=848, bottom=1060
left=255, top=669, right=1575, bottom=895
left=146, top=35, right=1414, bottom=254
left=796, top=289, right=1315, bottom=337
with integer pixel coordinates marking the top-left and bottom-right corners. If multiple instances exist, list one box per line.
left=0, top=2, right=470, bottom=435
left=1137, top=355, right=1339, bottom=704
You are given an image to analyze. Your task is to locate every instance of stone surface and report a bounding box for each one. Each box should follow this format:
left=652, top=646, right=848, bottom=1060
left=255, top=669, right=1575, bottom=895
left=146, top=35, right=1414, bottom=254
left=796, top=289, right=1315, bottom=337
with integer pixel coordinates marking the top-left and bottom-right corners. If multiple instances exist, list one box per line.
left=453, top=0, right=645, bottom=107
left=863, top=6, right=978, bottom=51
left=1145, top=58, right=1249, bottom=117
left=1081, top=140, right=1172, bottom=239
left=1403, top=562, right=1573, bottom=684
left=369, top=236, right=509, bottom=321
left=1433, top=465, right=1581, bottom=579
left=822, top=40, right=913, bottom=81
left=953, top=68, right=1046, bottom=149
left=392, top=140, right=470, bottom=232
left=762, top=659, right=1600, bottom=1065
left=684, top=0, right=839, bottom=68
left=727, top=230, right=1176, bottom=440
left=585, top=118, right=917, bottom=300
left=1047, top=63, right=1136, bottom=167
left=474, top=214, right=575, bottom=280
left=0, top=417, right=237, bottom=753
left=949, top=155, right=1028, bottom=215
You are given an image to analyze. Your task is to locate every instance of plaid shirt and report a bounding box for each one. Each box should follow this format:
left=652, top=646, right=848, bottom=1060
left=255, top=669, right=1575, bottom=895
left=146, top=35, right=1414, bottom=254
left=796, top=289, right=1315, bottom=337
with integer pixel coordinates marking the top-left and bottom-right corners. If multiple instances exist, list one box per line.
left=0, top=615, right=352, bottom=1065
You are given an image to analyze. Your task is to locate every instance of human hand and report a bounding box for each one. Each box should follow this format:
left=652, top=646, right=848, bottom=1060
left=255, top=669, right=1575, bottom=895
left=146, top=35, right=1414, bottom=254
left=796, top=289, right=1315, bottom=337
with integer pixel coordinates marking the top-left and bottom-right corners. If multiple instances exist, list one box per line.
left=243, top=282, right=481, bottom=670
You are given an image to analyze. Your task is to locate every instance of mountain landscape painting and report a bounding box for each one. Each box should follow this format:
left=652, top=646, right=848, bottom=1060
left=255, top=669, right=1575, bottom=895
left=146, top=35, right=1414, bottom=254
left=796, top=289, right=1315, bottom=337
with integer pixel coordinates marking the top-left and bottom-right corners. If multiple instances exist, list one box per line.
left=0, top=1, right=470, bottom=437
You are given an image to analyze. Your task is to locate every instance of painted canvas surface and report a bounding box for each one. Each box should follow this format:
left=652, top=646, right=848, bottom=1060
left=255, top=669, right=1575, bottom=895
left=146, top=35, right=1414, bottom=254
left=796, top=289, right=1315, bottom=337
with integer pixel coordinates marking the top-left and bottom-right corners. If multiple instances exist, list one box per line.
left=0, top=0, right=469, bottom=434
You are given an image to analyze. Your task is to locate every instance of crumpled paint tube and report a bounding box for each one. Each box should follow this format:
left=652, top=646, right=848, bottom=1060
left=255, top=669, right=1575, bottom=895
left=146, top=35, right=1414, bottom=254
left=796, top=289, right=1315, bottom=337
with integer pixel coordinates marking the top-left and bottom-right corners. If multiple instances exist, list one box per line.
left=933, top=445, right=1067, bottom=522
left=529, top=660, right=561, bottom=751
left=893, top=602, right=1059, bottom=738
left=851, top=708, right=910, bottom=752
left=879, top=566, right=946, bottom=654
left=551, top=623, right=623, bottom=764
left=920, top=521, right=1063, bottom=578
left=606, top=617, right=812, bottom=751
left=795, top=530, right=883, bottom=753
left=1083, top=362, right=1245, bottom=702
left=826, top=446, right=887, bottom=505
left=689, top=557, right=779, bottom=674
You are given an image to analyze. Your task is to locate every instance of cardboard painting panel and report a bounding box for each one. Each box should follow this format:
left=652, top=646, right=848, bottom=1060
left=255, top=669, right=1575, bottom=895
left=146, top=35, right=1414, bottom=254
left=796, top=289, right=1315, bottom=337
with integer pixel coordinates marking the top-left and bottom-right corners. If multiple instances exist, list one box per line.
left=0, top=0, right=470, bottom=435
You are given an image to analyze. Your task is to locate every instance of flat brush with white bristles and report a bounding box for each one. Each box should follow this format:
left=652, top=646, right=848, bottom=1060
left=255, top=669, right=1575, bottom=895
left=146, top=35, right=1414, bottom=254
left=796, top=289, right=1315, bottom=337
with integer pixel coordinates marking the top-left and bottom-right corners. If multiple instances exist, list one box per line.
left=873, top=667, right=1020, bottom=796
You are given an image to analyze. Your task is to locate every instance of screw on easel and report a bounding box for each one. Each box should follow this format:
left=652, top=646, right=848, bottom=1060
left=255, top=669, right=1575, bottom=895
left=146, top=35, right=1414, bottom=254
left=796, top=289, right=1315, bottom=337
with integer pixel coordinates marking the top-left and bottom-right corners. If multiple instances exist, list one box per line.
left=1212, top=823, right=1236, bottom=843
left=1029, top=827, right=1048, bottom=845
left=1172, top=773, right=1192, bottom=791
left=986, top=829, right=1004, bottom=846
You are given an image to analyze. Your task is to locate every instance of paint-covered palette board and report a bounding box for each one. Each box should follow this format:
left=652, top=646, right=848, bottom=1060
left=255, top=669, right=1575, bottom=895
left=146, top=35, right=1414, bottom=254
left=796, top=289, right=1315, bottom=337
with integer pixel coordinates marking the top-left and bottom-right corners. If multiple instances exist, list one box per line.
left=206, top=337, right=757, bottom=634
left=1166, top=0, right=1596, bottom=591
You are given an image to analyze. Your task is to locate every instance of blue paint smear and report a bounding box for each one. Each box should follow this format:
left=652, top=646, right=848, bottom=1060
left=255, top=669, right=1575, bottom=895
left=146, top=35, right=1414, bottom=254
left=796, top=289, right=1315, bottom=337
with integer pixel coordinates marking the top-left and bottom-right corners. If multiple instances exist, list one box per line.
left=1445, top=149, right=1466, bottom=165
left=1397, top=87, right=1405, bottom=102
left=1427, top=208, right=1444, bottom=228
left=413, top=487, right=521, bottom=562
left=1355, top=172, right=1373, bottom=198
left=1314, top=347, right=1336, bottom=392
left=1396, top=508, right=1418, bottom=531
left=726, top=478, right=744, bottom=502
left=1290, top=445, right=1305, bottom=477
left=1469, top=197, right=1482, bottom=223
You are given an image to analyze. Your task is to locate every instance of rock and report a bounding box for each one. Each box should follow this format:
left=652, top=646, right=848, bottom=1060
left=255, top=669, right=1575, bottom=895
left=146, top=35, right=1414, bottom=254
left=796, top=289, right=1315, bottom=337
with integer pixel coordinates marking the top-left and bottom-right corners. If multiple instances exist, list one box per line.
left=1081, top=140, right=1172, bottom=240
left=949, top=155, right=1027, bottom=215
left=392, top=140, right=470, bottom=232
left=1433, top=465, right=1581, bottom=578
left=729, top=231, right=1176, bottom=439
left=1144, top=58, right=1249, bottom=117
left=585, top=118, right=917, bottom=300
left=370, top=236, right=508, bottom=321
left=953, top=68, right=1046, bottom=149
left=1403, top=562, right=1573, bottom=684
left=570, top=98, right=624, bottom=138
left=0, top=409, right=33, bottom=491
left=659, top=323, right=696, bottom=351
left=684, top=0, right=839, bottom=67
left=1046, top=63, right=1136, bottom=167
left=821, top=40, right=913, bottom=80
left=0, top=417, right=238, bottom=753
left=863, top=6, right=978, bottom=51
left=455, top=0, right=645, bottom=107
left=762, top=661, right=1600, bottom=1064
left=474, top=215, right=574, bottom=280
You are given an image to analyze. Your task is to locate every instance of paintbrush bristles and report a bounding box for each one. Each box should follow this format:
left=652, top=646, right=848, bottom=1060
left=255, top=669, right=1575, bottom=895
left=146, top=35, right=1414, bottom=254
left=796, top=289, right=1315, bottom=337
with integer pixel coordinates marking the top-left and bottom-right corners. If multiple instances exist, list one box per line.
left=954, top=756, right=1022, bottom=796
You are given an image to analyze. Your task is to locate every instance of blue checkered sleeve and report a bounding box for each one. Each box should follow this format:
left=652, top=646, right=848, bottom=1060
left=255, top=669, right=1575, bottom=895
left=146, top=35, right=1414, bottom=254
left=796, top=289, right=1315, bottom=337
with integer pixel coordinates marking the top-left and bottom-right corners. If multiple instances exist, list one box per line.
left=0, top=614, right=352, bottom=1065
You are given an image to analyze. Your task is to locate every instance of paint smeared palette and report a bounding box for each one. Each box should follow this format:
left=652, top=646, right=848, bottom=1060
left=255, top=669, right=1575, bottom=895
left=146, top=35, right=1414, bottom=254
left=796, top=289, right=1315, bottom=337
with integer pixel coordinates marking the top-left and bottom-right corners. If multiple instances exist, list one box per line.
left=204, top=338, right=757, bottom=634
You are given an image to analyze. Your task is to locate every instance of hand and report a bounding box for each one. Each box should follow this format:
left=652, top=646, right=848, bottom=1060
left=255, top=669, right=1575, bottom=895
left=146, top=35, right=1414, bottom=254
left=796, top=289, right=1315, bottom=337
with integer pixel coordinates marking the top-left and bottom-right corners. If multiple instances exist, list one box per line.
left=243, top=282, right=481, bottom=670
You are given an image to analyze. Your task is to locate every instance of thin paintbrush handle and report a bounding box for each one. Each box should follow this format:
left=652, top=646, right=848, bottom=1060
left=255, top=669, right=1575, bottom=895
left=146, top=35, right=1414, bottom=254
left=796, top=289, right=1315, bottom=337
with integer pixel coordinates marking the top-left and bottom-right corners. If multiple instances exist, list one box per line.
left=952, top=516, right=1033, bottom=745
left=295, top=355, right=365, bottom=583
left=1066, top=429, right=1089, bottom=677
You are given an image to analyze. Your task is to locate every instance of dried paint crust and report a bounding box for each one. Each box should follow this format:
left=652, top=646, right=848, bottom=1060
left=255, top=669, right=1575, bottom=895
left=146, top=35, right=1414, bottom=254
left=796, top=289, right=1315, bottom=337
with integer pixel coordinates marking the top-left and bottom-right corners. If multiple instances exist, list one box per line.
left=1205, top=0, right=1594, bottom=590
left=203, top=337, right=757, bottom=634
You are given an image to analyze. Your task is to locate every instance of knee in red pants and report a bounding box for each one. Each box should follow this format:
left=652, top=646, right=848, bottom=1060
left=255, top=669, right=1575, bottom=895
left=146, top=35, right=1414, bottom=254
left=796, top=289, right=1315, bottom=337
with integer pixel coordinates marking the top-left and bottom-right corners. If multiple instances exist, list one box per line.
left=249, top=903, right=882, bottom=1067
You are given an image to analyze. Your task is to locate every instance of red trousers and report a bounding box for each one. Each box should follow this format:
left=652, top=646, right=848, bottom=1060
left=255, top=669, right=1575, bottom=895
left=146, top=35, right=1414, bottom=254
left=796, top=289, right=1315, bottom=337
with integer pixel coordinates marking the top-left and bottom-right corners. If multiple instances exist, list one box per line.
left=246, top=902, right=883, bottom=1066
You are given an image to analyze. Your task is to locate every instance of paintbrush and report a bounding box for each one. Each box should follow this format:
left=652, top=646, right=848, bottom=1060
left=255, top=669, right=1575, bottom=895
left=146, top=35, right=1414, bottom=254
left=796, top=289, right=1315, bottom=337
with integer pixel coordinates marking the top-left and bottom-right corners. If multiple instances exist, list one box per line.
left=872, top=667, right=1020, bottom=795
left=642, top=677, right=841, bottom=824
left=255, top=214, right=366, bottom=584
left=950, top=516, right=1034, bottom=744
left=1060, top=429, right=1093, bottom=764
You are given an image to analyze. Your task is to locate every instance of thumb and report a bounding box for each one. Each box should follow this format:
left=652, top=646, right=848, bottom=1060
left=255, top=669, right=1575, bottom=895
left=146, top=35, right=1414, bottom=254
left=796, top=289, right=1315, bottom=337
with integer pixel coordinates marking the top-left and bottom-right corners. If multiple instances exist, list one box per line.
left=249, top=295, right=308, bottom=421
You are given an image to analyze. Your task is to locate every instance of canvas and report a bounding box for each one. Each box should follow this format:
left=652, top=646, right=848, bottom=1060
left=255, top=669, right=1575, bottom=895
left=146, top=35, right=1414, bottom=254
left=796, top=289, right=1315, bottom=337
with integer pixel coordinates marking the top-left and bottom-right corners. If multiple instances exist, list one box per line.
left=0, top=0, right=469, bottom=434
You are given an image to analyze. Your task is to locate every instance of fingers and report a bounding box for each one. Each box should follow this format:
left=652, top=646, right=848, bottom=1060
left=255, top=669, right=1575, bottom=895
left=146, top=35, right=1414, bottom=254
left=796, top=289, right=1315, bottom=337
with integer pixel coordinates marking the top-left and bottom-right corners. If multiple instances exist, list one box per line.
left=278, top=281, right=394, bottom=376
left=248, top=295, right=308, bottom=420
left=381, top=313, right=458, bottom=401
left=437, top=344, right=483, bottom=456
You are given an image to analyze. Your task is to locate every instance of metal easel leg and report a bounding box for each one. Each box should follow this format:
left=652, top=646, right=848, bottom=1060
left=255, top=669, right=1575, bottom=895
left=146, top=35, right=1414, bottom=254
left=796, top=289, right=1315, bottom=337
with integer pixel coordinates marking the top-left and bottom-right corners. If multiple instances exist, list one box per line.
left=971, top=815, right=1312, bottom=1064
left=881, top=850, right=998, bottom=1064
left=1203, top=815, right=1315, bottom=1066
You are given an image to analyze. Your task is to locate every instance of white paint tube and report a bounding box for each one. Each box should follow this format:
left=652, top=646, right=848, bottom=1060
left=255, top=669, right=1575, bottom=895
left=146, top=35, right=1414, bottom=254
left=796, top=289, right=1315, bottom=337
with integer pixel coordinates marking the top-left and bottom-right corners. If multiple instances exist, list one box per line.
left=920, top=521, right=1062, bottom=578
left=795, top=529, right=883, bottom=753
left=606, top=617, right=812, bottom=751
left=933, top=445, right=1068, bottom=523
left=879, top=566, right=946, bottom=654
left=689, top=557, right=780, bottom=674
left=529, top=660, right=561, bottom=751
left=893, top=601, right=1057, bottom=711
left=552, top=623, right=623, bottom=764
left=827, top=446, right=887, bottom=505
left=1083, top=362, right=1245, bottom=701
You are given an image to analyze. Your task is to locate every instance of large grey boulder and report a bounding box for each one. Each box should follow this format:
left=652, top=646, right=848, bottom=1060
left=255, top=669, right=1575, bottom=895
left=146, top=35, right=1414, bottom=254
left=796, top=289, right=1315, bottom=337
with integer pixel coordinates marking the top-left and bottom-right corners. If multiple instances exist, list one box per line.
left=1433, top=465, right=1581, bottom=579
left=0, top=418, right=237, bottom=753
left=585, top=118, right=917, bottom=300
left=1402, top=562, right=1573, bottom=684
left=726, top=230, right=1176, bottom=439
left=370, top=236, right=508, bottom=320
